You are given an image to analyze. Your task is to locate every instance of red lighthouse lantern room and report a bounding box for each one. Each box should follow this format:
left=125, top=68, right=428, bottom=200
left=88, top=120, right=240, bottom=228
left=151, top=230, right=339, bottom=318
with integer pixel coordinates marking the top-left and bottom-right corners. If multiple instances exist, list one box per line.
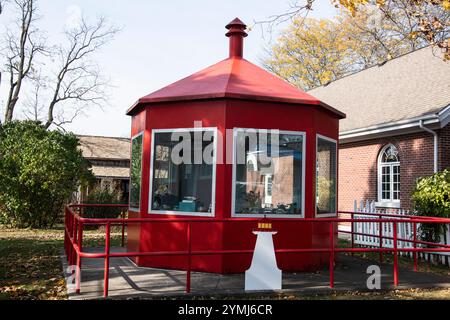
left=126, top=18, right=346, bottom=273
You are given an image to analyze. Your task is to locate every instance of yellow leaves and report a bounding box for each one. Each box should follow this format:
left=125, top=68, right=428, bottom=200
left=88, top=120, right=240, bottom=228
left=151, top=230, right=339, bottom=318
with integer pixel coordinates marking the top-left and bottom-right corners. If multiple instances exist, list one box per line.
left=264, top=17, right=353, bottom=90
left=319, top=70, right=333, bottom=85
left=408, top=31, right=419, bottom=40
left=443, top=0, right=450, bottom=10
left=334, top=0, right=370, bottom=16
left=335, top=0, right=449, bottom=14
left=265, top=0, right=449, bottom=90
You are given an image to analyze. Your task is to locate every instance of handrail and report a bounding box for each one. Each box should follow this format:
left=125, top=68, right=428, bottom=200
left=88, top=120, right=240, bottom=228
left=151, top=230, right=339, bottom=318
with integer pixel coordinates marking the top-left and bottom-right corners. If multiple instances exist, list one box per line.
left=64, top=204, right=450, bottom=298
left=339, top=210, right=445, bottom=221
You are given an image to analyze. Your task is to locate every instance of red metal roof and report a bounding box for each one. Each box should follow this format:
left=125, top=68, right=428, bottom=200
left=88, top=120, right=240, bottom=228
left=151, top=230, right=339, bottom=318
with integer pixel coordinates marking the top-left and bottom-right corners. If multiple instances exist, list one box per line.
left=127, top=19, right=345, bottom=119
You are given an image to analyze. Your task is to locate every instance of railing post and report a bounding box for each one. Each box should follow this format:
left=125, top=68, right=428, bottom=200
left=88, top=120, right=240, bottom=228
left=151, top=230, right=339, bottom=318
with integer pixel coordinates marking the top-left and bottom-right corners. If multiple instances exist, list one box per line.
left=104, top=222, right=111, bottom=298
left=76, top=221, right=83, bottom=294
left=413, top=222, right=418, bottom=272
left=351, top=211, right=355, bottom=256
left=67, top=210, right=72, bottom=265
left=379, top=214, right=383, bottom=264
left=186, top=222, right=192, bottom=294
left=393, top=222, right=398, bottom=286
left=64, top=207, right=68, bottom=256
left=329, top=222, right=335, bottom=289
left=121, top=211, right=125, bottom=247
left=71, top=214, right=77, bottom=268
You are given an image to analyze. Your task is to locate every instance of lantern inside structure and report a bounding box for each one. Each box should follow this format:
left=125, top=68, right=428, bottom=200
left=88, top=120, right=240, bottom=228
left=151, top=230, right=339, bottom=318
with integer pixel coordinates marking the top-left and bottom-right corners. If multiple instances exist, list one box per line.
left=126, top=18, right=346, bottom=273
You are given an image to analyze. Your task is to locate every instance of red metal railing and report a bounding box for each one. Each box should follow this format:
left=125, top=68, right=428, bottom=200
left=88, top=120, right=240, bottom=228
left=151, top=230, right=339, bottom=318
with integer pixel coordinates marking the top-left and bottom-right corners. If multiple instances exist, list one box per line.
left=64, top=204, right=450, bottom=298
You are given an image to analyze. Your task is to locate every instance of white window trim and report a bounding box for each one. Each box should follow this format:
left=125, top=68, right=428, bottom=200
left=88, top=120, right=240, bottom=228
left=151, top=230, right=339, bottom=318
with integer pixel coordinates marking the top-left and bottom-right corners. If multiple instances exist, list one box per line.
left=231, top=128, right=306, bottom=219
left=148, top=127, right=217, bottom=217
left=264, top=175, right=273, bottom=206
left=377, top=144, right=401, bottom=207
left=315, top=134, right=338, bottom=218
left=129, top=132, right=144, bottom=212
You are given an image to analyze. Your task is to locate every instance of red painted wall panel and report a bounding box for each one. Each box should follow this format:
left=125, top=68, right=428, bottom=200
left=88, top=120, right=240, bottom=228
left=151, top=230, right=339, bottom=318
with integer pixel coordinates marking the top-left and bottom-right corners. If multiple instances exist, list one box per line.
left=129, top=99, right=340, bottom=273
left=135, top=101, right=226, bottom=272
left=127, top=110, right=147, bottom=263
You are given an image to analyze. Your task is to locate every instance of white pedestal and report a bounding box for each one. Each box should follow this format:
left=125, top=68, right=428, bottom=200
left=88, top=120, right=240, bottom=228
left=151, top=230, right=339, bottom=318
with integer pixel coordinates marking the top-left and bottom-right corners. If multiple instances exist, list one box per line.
left=245, top=231, right=282, bottom=291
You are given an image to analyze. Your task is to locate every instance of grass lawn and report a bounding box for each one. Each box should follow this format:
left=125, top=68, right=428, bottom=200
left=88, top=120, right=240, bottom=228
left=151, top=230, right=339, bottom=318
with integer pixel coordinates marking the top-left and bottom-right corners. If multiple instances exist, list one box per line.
left=0, top=228, right=449, bottom=300
left=338, top=238, right=450, bottom=277
left=177, top=288, right=450, bottom=300
left=0, top=226, right=123, bottom=300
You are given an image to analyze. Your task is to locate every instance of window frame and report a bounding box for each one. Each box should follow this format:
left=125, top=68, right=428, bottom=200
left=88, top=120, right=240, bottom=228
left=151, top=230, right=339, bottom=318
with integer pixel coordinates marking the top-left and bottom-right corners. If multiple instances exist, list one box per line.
left=231, top=128, right=306, bottom=219
left=315, top=134, right=338, bottom=218
left=148, top=127, right=217, bottom=217
left=129, top=132, right=144, bottom=212
left=377, top=144, right=401, bottom=208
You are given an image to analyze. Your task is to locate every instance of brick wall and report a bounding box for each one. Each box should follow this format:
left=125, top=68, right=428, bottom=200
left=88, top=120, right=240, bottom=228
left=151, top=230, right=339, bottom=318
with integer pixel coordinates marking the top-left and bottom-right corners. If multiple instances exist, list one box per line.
left=439, top=123, right=450, bottom=170
left=339, top=131, right=436, bottom=211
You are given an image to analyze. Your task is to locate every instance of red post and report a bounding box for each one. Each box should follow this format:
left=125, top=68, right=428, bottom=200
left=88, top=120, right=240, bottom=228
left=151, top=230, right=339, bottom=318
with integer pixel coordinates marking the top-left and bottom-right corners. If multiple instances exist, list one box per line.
left=413, top=222, right=418, bottom=272
left=73, top=218, right=78, bottom=247
left=393, top=222, right=398, bottom=286
left=186, top=222, right=192, bottom=294
left=104, top=222, right=111, bottom=298
left=121, top=211, right=125, bottom=247
left=64, top=207, right=68, bottom=256
left=72, top=214, right=77, bottom=268
left=67, top=212, right=72, bottom=265
left=329, top=222, right=335, bottom=289
left=379, top=215, right=383, bottom=264
left=351, top=212, right=355, bottom=256
left=70, top=210, right=74, bottom=264
left=76, top=221, right=83, bottom=294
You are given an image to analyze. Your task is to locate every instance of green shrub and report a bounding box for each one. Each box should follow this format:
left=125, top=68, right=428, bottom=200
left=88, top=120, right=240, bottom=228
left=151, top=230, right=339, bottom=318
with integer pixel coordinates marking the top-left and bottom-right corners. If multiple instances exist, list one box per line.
left=412, top=169, right=450, bottom=243
left=82, top=187, right=126, bottom=220
left=0, top=121, right=93, bottom=229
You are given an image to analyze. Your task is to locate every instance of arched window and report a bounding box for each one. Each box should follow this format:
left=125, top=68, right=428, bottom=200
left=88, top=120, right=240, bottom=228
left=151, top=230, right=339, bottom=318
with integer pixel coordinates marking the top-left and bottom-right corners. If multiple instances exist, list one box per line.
left=378, top=144, right=400, bottom=203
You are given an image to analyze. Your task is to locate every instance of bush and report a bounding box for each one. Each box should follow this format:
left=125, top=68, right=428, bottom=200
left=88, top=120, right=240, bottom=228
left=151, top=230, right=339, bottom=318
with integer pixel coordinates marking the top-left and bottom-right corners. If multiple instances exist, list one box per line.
left=0, top=121, right=93, bottom=228
left=82, top=187, right=126, bottom=220
left=412, top=169, right=450, bottom=243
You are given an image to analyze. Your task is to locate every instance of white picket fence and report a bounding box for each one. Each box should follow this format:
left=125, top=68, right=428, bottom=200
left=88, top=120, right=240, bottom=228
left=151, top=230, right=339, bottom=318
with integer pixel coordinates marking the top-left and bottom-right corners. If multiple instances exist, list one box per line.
left=352, top=200, right=450, bottom=266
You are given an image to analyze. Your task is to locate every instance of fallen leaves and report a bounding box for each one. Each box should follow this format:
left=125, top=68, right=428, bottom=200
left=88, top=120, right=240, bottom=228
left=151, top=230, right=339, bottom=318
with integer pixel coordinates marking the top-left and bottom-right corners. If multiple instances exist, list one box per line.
left=0, top=226, right=123, bottom=300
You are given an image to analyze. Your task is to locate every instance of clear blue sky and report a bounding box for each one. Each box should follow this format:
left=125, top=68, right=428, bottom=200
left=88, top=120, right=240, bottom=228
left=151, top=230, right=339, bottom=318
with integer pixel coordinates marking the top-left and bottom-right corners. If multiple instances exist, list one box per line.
left=2, top=0, right=338, bottom=137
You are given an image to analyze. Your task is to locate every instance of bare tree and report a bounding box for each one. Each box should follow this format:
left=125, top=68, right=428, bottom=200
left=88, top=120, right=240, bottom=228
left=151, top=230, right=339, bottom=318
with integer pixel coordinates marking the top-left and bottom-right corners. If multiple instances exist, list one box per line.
left=2, top=0, right=45, bottom=124
left=22, top=75, right=45, bottom=121
left=44, top=16, right=119, bottom=129
left=0, top=0, right=8, bottom=15
left=256, top=0, right=450, bottom=60
left=0, top=0, right=6, bottom=126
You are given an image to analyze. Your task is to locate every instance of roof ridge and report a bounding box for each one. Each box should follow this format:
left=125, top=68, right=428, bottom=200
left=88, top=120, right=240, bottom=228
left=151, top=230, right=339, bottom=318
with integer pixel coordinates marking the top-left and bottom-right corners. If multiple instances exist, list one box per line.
left=309, top=45, right=433, bottom=91
left=225, top=57, right=238, bottom=93
left=77, top=134, right=130, bottom=140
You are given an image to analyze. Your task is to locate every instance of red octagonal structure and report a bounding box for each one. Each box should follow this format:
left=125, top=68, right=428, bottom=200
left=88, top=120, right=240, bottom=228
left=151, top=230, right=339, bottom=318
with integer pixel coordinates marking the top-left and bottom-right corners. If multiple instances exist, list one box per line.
left=126, top=18, right=346, bottom=273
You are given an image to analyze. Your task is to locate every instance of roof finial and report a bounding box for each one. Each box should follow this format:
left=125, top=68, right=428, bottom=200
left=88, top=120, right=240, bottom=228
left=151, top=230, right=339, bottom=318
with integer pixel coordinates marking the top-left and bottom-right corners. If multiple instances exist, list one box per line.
left=226, top=18, right=247, bottom=59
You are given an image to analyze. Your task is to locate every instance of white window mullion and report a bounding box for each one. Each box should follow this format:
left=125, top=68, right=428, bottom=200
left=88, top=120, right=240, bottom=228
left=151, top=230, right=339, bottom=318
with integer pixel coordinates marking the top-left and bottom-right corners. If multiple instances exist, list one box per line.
left=389, top=164, right=394, bottom=202
left=377, top=144, right=401, bottom=207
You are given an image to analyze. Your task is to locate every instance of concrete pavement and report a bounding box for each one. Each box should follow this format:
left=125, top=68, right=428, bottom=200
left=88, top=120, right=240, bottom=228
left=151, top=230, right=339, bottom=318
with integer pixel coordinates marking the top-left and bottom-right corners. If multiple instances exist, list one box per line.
left=61, top=248, right=450, bottom=300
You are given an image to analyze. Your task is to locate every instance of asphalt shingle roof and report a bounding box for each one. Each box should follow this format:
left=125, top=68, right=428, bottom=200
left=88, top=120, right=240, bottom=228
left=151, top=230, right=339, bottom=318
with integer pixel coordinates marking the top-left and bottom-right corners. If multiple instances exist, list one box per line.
left=90, top=165, right=129, bottom=179
left=309, top=46, right=450, bottom=133
left=78, top=135, right=130, bottom=160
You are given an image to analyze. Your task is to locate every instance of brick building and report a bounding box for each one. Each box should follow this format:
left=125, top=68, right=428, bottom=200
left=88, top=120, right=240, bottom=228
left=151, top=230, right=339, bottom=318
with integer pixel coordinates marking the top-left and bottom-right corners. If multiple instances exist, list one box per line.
left=310, top=46, right=450, bottom=211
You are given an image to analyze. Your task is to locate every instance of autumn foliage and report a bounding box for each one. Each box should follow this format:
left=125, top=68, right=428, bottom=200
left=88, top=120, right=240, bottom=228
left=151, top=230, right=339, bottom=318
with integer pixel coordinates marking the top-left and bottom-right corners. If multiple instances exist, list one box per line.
left=264, top=1, right=449, bottom=90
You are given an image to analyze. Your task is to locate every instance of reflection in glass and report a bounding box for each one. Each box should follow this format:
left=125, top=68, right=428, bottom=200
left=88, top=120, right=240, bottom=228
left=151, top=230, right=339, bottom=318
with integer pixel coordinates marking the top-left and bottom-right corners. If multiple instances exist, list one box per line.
left=234, top=130, right=304, bottom=216
left=151, top=131, right=214, bottom=214
left=316, top=137, right=337, bottom=215
left=129, top=134, right=143, bottom=210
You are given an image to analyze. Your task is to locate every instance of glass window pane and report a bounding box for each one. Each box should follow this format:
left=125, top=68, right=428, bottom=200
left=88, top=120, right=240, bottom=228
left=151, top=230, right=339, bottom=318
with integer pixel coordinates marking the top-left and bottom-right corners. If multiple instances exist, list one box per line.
left=151, top=131, right=214, bottom=214
left=234, top=131, right=303, bottom=215
left=316, top=137, right=337, bottom=215
left=129, top=134, right=143, bottom=209
left=381, top=145, right=400, bottom=163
